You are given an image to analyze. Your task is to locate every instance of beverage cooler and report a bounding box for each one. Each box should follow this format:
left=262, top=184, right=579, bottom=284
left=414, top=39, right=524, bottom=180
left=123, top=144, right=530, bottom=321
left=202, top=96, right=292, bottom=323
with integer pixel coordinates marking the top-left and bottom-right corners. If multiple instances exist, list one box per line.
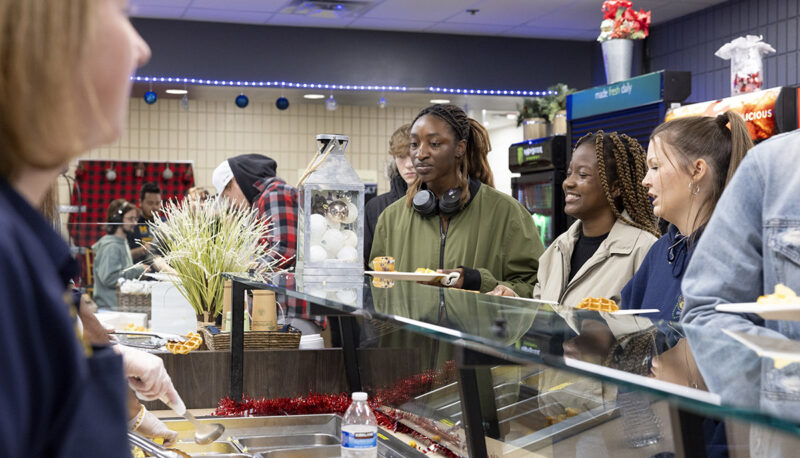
left=665, top=85, right=800, bottom=142
left=508, top=135, right=568, bottom=247
left=566, top=70, right=692, bottom=151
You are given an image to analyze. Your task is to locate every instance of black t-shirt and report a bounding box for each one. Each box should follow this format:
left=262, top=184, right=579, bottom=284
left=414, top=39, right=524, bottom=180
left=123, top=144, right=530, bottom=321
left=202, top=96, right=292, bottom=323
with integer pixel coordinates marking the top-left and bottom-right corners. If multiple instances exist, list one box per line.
left=568, top=232, right=609, bottom=282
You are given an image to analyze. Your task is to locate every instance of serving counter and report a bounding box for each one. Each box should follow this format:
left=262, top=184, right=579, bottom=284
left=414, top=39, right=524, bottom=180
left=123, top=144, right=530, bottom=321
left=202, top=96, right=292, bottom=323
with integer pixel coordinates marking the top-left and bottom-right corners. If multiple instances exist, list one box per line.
left=216, top=272, right=800, bottom=457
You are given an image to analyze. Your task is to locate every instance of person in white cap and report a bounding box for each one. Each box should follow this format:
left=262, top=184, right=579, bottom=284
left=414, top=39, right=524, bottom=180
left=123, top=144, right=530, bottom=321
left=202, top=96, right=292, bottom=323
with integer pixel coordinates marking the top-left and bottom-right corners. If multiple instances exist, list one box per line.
left=213, top=154, right=298, bottom=269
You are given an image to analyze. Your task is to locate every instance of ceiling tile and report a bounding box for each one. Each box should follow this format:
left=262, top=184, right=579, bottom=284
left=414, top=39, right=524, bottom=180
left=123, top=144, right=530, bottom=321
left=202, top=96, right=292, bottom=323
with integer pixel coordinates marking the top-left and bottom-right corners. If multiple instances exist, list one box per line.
left=182, top=8, right=272, bottom=24
left=362, top=0, right=477, bottom=22
left=267, top=13, right=353, bottom=28
left=347, top=17, right=434, bottom=33
left=444, top=0, right=562, bottom=26
left=129, top=0, right=732, bottom=40
left=131, top=5, right=187, bottom=19
left=189, top=0, right=287, bottom=12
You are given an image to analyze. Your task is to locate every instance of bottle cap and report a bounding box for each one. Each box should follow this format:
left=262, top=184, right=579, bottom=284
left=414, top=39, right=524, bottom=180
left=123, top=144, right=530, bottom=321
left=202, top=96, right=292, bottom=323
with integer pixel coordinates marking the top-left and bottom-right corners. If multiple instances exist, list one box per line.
left=351, top=392, right=367, bottom=401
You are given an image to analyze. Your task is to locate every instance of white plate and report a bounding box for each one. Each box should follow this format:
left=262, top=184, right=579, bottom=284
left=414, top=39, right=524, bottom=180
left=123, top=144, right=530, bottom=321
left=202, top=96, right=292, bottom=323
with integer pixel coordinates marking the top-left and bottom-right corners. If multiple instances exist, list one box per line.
left=715, top=302, right=800, bottom=321
left=611, top=308, right=661, bottom=315
left=365, top=270, right=447, bottom=282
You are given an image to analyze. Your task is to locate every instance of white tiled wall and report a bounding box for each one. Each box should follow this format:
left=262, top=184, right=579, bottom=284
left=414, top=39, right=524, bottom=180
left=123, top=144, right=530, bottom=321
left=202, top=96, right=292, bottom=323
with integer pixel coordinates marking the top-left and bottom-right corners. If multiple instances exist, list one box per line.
left=59, top=97, right=520, bottom=208
left=67, top=97, right=425, bottom=199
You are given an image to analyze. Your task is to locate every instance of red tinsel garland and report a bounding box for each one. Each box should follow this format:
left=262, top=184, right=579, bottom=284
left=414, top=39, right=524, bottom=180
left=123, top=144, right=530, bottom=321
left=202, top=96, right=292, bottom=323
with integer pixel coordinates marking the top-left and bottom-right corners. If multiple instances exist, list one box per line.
left=213, top=361, right=461, bottom=457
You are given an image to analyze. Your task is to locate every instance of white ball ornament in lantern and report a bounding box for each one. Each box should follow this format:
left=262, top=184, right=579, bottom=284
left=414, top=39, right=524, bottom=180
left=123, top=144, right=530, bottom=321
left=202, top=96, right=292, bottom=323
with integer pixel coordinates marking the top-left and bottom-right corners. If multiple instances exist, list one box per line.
left=337, top=245, right=358, bottom=262
left=320, top=228, right=345, bottom=257
left=342, top=230, right=357, bottom=248
left=309, top=245, right=328, bottom=263
left=296, top=134, right=365, bottom=280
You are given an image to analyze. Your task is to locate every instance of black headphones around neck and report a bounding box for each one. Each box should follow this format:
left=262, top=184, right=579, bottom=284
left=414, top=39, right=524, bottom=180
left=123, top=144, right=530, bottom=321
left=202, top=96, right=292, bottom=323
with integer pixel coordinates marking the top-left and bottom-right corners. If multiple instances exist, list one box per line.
left=412, top=186, right=463, bottom=217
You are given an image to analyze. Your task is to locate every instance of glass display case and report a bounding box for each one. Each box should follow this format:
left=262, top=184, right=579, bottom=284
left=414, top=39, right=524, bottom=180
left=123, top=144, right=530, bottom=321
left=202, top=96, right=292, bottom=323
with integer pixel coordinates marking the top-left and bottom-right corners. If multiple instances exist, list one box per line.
left=221, top=272, right=800, bottom=458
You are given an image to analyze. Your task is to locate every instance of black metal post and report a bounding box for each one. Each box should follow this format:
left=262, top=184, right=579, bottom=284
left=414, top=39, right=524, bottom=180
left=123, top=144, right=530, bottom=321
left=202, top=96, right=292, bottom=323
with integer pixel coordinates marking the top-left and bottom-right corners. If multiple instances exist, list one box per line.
left=339, top=316, right=362, bottom=392
left=457, top=367, right=489, bottom=458
left=230, top=279, right=245, bottom=401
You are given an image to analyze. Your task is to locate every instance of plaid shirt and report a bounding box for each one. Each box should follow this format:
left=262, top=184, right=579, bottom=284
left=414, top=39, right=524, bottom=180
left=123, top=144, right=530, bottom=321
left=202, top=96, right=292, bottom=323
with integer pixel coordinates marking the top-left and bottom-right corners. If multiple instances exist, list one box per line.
left=253, top=177, right=298, bottom=270
left=253, top=178, right=326, bottom=329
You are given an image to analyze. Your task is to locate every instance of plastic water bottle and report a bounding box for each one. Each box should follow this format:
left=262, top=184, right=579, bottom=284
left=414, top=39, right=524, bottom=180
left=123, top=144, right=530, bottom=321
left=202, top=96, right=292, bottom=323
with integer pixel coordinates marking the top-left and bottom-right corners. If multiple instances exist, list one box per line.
left=341, top=392, right=378, bottom=458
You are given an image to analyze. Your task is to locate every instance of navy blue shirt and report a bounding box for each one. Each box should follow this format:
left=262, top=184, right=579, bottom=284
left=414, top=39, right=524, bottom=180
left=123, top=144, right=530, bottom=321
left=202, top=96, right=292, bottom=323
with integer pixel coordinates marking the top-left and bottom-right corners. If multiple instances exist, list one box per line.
left=0, top=177, right=129, bottom=457
left=620, top=225, right=695, bottom=322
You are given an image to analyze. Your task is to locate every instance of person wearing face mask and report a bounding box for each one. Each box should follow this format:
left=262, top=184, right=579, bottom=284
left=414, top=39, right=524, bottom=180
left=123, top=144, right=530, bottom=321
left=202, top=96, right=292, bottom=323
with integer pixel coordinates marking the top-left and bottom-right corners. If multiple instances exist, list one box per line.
left=490, top=131, right=660, bottom=307
left=370, top=104, right=543, bottom=297
left=0, top=1, right=182, bottom=455
left=620, top=112, right=752, bottom=322
left=364, top=124, right=415, bottom=265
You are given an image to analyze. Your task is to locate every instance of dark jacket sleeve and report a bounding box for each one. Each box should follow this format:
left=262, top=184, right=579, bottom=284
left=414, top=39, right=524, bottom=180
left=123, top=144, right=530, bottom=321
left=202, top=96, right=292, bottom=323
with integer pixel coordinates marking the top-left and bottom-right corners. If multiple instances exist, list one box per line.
left=364, top=198, right=379, bottom=266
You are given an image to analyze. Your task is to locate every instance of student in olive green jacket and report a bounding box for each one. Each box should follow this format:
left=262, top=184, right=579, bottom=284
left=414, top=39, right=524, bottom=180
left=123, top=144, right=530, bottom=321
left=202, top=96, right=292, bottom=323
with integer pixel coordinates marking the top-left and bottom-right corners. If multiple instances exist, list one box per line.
left=370, top=104, right=544, bottom=298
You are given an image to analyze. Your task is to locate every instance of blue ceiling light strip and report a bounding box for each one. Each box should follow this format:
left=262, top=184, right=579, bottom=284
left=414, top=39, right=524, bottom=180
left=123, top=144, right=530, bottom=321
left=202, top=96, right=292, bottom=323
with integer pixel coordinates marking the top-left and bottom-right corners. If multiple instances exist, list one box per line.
left=427, top=87, right=557, bottom=97
left=132, top=76, right=408, bottom=92
left=131, top=76, right=553, bottom=96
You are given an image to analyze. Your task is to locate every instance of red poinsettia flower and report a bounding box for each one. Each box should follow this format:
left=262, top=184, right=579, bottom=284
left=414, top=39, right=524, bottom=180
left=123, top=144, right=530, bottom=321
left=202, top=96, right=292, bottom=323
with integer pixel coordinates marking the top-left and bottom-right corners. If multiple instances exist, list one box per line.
left=636, top=9, right=651, bottom=35
left=599, top=0, right=650, bottom=41
left=602, top=0, right=633, bottom=20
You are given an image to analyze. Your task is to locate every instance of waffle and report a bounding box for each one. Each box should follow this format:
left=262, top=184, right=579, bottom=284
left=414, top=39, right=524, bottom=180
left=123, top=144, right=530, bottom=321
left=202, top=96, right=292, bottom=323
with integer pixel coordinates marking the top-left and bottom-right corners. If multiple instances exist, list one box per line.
left=757, top=283, right=800, bottom=304
left=372, top=256, right=395, bottom=272
left=165, top=331, right=203, bottom=354
left=575, top=297, right=619, bottom=313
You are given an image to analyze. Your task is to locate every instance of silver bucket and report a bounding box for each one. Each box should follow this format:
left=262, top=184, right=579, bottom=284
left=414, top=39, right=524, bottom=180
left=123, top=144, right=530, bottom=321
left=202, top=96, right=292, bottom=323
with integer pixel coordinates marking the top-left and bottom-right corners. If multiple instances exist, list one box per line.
left=601, top=38, right=634, bottom=84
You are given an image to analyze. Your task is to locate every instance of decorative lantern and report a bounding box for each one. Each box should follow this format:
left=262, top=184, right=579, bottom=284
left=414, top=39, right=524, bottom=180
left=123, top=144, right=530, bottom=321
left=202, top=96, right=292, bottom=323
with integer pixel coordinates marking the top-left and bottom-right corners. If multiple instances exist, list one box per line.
left=297, top=134, right=364, bottom=280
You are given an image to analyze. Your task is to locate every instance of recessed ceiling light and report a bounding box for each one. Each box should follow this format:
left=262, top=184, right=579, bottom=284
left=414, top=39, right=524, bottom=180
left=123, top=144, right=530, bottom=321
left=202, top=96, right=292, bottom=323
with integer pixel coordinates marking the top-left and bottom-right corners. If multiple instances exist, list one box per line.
left=303, top=94, right=325, bottom=99
left=165, top=89, right=188, bottom=95
left=430, top=98, right=450, bottom=104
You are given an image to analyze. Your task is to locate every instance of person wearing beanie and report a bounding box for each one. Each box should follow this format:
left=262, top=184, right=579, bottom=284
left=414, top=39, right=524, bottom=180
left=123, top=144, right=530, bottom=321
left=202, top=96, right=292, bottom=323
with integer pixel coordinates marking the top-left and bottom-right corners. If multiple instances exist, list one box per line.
left=213, top=154, right=298, bottom=269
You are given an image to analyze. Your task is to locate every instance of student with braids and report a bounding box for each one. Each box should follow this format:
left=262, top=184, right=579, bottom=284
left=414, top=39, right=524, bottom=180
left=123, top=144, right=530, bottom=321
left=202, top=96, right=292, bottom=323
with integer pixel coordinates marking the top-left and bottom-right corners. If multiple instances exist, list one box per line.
left=370, top=104, right=543, bottom=297
left=490, top=130, right=659, bottom=308
left=620, top=111, right=752, bottom=322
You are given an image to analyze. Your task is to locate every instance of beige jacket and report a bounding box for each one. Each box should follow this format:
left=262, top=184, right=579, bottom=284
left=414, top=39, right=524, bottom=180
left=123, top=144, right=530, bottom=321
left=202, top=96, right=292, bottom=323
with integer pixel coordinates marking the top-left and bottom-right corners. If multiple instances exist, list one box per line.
left=534, top=215, right=657, bottom=414
left=534, top=215, right=657, bottom=307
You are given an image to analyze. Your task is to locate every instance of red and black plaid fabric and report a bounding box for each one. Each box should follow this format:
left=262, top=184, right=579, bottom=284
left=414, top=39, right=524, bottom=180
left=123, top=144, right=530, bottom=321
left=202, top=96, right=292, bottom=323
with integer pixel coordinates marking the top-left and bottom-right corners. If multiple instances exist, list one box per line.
left=253, top=177, right=298, bottom=270
left=68, top=160, right=195, bottom=250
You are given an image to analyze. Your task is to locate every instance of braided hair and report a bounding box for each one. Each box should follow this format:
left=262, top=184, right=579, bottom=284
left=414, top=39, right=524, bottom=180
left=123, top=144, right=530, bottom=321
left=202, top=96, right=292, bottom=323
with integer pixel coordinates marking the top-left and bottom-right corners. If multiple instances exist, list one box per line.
left=576, top=131, right=660, bottom=238
left=406, top=104, right=494, bottom=207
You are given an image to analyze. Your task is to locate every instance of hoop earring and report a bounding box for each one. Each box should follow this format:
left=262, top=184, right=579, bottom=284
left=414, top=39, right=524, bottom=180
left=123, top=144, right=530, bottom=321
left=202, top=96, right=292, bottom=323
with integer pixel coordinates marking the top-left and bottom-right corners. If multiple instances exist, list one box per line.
left=688, top=181, right=700, bottom=196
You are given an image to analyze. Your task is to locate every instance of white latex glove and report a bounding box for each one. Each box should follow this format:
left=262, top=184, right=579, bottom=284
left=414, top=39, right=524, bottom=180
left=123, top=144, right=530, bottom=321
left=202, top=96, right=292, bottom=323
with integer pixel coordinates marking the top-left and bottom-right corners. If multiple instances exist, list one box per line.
left=133, top=408, right=179, bottom=447
left=115, top=344, right=179, bottom=403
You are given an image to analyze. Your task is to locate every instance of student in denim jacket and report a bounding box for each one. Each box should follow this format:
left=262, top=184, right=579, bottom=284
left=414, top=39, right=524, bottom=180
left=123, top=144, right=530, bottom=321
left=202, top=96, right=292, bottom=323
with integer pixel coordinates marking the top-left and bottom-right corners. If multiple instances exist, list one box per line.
left=682, top=129, right=800, bottom=456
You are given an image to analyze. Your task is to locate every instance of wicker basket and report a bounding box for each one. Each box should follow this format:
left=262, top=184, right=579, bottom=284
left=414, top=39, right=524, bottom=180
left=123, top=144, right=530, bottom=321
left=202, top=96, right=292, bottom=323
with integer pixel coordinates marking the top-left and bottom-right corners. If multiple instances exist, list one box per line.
left=117, top=290, right=151, bottom=318
left=200, top=325, right=301, bottom=351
